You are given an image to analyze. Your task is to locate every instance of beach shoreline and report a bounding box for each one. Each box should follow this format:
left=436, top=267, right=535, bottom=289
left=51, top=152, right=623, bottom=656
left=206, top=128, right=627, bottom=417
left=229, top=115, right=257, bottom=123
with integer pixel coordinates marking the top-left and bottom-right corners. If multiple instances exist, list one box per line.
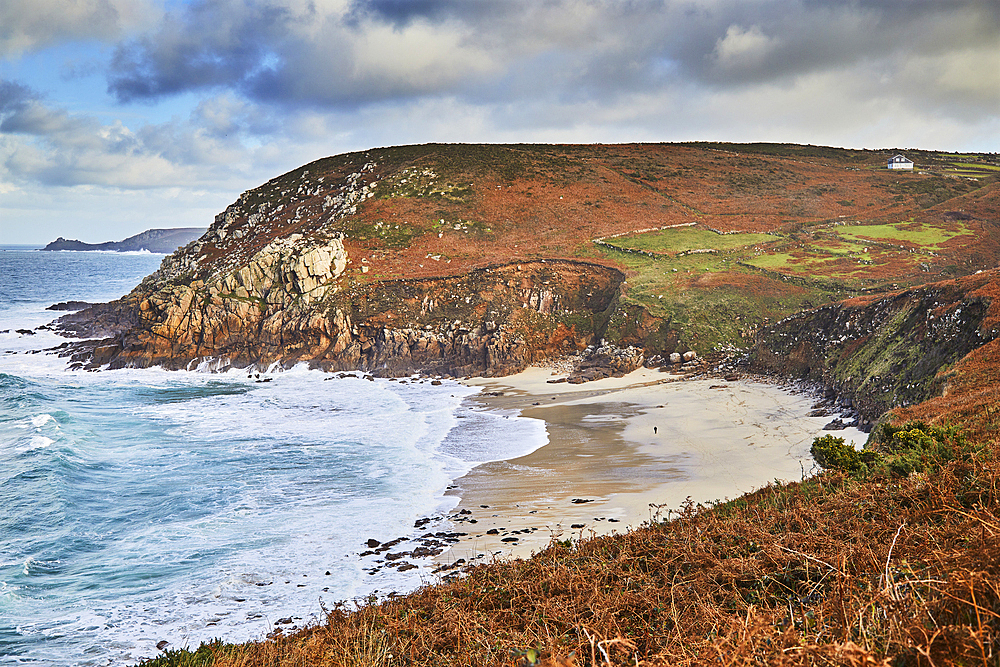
left=430, top=365, right=868, bottom=566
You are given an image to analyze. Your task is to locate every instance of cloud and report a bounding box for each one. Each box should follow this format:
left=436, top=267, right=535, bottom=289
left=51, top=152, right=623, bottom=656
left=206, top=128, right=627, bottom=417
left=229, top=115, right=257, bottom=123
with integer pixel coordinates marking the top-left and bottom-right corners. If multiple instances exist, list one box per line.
left=0, top=80, right=267, bottom=189
left=100, top=0, right=999, bottom=128
left=712, top=25, right=776, bottom=71
left=0, top=0, right=155, bottom=57
left=4, top=0, right=999, bottom=218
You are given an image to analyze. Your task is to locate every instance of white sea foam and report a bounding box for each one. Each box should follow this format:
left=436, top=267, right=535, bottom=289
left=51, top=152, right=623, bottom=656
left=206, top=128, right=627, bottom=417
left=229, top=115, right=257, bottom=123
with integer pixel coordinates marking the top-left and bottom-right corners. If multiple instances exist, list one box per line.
left=0, top=359, right=534, bottom=665
left=22, top=436, right=54, bottom=452
left=438, top=402, right=548, bottom=468
left=53, top=249, right=163, bottom=256
left=0, top=267, right=540, bottom=667
left=30, top=414, right=56, bottom=428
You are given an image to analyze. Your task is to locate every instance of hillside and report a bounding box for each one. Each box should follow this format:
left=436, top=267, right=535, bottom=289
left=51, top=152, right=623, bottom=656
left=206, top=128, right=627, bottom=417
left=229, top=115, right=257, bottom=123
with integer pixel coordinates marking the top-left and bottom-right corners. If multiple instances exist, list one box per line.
left=144, top=420, right=1000, bottom=666
left=54, top=144, right=1000, bottom=391
left=42, top=227, right=206, bottom=253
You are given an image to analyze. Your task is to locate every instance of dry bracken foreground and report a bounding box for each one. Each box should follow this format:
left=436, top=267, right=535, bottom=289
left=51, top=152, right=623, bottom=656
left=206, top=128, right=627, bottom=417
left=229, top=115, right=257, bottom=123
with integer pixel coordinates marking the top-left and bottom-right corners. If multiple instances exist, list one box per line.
left=145, top=419, right=1000, bottom=667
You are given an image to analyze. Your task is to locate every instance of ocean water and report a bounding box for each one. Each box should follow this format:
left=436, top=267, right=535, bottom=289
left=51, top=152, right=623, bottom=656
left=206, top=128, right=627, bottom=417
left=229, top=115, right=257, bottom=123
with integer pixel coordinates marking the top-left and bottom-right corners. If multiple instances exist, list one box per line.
left=0, top=248, right=546, bottom=666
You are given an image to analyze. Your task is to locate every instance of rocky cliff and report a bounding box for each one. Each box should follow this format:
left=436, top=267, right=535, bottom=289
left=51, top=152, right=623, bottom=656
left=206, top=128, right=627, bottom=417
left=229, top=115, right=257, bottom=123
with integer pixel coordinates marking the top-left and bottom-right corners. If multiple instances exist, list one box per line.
left=54, top=145, right=644, bottom=376
left=748, top=269, right=1000, bottom=423
left=66, top=254, right=623, bottom=376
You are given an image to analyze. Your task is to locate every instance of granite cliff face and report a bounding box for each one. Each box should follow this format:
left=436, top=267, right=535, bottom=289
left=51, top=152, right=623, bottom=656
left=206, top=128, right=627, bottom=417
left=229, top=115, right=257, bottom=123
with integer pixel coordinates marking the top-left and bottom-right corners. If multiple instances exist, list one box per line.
left=77, top=256, right=623, bottom=376
left=57, top=146, right=642, bottom=376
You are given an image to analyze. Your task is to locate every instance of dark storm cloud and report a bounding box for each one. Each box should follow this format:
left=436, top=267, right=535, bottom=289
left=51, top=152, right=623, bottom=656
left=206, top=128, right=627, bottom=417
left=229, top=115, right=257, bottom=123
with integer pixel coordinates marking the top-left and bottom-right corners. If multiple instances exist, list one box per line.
left=690, top=1, right=1000, bottom=85
left=0, top=80, right=37, bottom=124
left=103, top=0, right=998, bottom=118
left=343, top=0, right=473, bottom=27
left=108, top=0, right=294, bottom=102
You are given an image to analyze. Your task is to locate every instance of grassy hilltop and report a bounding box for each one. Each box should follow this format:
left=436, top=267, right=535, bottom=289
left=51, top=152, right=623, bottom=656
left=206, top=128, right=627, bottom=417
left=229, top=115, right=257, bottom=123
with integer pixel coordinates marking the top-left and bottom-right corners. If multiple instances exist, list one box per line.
left=132, top=142, right=1000, bottom=666
left=202, top=141, right=1000, bottom=356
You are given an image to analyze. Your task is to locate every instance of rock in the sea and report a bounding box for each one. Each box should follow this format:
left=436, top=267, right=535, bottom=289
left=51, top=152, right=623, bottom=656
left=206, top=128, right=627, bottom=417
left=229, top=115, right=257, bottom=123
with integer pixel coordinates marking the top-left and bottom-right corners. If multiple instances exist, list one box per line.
left=46, top=301, right=97, bottom=311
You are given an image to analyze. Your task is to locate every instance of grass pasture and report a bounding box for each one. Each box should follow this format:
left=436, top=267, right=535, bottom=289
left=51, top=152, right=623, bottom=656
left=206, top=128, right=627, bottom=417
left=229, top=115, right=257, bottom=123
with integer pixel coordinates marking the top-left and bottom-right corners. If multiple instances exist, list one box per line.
left=600, top=245, right=846, bottom=351
left=740, top=220, right=979, bottom=290
left=601, top=226, right=777, bottom=255
left=832, top=220, right=974, bottom=250
left=740, top=245, right=912, bottom=288
left=934, top=154, right=1000, bottom=179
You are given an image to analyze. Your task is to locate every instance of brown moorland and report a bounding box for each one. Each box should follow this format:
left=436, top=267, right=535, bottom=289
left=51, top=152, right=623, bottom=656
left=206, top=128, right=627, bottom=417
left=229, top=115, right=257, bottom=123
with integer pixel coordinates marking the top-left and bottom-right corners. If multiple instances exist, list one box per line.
left=144, top=421, right=1000, bottom=667
left=61, top=143, right=1000, bottom=375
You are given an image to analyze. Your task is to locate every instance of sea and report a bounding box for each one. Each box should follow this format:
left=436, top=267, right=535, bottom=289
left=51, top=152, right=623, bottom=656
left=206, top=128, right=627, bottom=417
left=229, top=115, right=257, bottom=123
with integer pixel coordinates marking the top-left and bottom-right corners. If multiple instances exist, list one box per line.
left=0, top=247, right=547, bottom=666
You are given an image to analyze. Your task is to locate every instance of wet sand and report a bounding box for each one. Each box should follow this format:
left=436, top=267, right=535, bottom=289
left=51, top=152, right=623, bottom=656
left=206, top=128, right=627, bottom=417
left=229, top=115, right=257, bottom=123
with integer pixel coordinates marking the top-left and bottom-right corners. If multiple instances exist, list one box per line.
left=438, top=366, right=867, bottom=563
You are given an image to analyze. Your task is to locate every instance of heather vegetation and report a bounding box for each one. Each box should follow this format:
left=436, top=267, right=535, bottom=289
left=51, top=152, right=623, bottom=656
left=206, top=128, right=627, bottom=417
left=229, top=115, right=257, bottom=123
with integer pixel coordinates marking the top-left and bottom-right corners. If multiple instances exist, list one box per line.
left=142, top=421, right=1000, bottom=666
left=125, top=142, right=998, bottom=367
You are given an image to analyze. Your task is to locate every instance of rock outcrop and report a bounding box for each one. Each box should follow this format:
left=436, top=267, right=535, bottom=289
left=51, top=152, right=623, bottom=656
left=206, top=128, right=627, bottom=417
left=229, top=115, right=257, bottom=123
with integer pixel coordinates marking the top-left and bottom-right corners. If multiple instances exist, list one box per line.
left=61, top=253, right=624, bottom=376
left=51, top=142, right=999, bottom=410
left=55, top=147, right=634, bottom=376
left=748, top=270, right=1000, bottom=422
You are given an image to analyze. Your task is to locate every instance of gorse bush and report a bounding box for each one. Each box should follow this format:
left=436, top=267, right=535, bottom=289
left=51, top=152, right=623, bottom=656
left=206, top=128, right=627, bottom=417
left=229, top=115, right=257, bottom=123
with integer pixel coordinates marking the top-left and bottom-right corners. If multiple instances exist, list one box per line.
left=872, top=419, right=968, bottom=476
left=809, top=434, right=879, bottom=474
left=810, top=420, right=971, bottom=479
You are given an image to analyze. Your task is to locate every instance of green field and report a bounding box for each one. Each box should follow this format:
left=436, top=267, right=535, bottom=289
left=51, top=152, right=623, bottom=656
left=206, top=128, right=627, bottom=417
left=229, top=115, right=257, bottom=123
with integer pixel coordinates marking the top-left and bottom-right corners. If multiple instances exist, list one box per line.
left=597, top=242, right=848, bottom=353
left=948, top=162, right=1000, bottom=172
left=833, top=221, right=972, bottom=249
left=604, top=226, right=777, bottom=254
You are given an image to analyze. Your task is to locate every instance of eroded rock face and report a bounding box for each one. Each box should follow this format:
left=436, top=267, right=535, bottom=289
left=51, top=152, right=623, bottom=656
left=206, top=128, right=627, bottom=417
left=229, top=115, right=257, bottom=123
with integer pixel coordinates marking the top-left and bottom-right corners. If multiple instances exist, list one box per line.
left=53, top=148, right=631, bottom=376
left=748, top=276, right=999, bottom=421
left=63, top=257, right=624, bottom=376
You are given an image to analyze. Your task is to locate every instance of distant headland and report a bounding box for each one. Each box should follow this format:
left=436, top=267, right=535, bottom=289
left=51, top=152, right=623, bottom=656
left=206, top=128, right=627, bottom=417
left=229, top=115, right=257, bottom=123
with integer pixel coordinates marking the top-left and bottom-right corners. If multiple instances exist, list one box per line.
left=42, top=228, right=206, bottom=253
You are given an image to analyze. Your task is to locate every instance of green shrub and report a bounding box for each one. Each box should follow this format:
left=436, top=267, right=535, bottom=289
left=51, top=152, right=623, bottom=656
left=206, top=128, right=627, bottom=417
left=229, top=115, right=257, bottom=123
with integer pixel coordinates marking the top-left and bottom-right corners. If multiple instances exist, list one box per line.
left=810, top=434, right=879, bottom=474
left=812, top=421, right=971, bottom=479
left=140, top=640, right=234, bottom=667
left=871, top=420, right=966, bottom=476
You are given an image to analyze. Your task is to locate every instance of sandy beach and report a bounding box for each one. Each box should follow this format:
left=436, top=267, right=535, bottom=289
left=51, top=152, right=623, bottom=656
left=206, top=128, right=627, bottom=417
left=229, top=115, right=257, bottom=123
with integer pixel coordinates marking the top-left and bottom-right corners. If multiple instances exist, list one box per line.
left=437, top=366, right=868, bottom=563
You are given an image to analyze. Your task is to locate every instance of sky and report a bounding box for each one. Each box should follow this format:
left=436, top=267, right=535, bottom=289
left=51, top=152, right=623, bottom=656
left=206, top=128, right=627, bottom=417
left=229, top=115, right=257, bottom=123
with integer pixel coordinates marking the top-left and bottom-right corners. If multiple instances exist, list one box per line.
left=1, top=0, right=999, bottom=245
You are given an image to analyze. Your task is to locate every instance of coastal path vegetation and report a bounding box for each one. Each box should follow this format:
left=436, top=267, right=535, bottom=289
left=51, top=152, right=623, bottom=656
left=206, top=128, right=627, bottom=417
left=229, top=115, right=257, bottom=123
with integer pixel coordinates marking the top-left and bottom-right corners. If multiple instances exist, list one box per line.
left=142, top=420, right=1000, bottom=666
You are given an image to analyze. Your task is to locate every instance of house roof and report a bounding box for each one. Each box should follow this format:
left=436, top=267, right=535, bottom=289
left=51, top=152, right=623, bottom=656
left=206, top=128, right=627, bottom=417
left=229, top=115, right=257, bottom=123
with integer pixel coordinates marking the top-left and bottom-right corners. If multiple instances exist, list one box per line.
left=890, top=154, right=913, bottom=162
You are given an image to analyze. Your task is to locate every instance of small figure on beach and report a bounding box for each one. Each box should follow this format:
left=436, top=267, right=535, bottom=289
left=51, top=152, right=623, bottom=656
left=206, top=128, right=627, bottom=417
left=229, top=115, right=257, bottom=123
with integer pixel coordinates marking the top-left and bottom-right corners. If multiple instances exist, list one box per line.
left=654, top=426, right=657, bottom=434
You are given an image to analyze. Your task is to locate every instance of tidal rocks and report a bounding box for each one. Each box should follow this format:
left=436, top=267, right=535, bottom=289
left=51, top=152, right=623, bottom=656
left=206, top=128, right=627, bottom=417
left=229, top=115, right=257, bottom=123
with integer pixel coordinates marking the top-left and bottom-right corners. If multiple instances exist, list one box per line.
left=564, top=342, right=644, bottom=384
left=46, top=301, right=97, bottom=311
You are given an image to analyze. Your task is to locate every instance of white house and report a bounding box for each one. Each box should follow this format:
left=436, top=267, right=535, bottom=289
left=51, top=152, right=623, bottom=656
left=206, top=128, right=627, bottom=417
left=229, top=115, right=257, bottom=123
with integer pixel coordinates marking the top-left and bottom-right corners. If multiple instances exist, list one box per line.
left=888, top=155, right=914, bottom=170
